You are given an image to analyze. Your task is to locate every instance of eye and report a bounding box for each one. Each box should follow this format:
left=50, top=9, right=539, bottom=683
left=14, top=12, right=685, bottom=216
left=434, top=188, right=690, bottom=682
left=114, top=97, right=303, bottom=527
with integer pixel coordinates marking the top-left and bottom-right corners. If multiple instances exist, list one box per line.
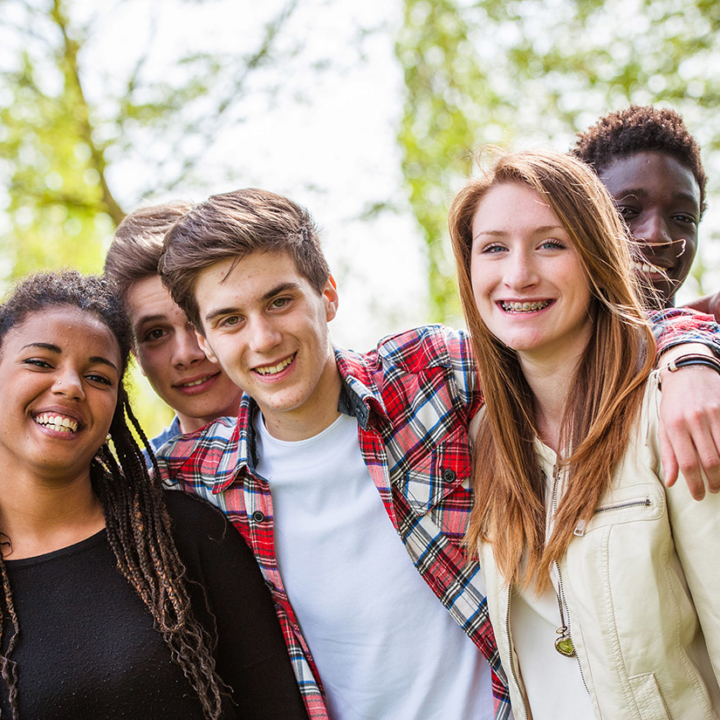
left=141, top=328, right=168, bottom=343
left=271, top=297, right=290, bottom=309
left=479, top=243, right=507, bottom=254
left=86, top=373, right=114, bottom=387
left=539, top=238, right=567, bottom=250
left=673, top=213, right=698, bottom=226
left=219, top=315, right=240, bottom=328
left=23, top=358, right=53, bottom=369
left=617, top=206, right=639, bottom=221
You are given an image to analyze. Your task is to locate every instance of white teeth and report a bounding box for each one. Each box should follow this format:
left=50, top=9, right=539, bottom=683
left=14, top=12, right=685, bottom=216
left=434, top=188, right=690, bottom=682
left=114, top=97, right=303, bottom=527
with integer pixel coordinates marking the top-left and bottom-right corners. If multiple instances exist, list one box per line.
left=634, top=260, right=663, bottom=274
left=181, top=376, right=210, bottom=388
left=34, top=413, right=79, bottom=433
left=255, top=355, right=294, bottom=376
left=501, top=300, right=552, bottom=313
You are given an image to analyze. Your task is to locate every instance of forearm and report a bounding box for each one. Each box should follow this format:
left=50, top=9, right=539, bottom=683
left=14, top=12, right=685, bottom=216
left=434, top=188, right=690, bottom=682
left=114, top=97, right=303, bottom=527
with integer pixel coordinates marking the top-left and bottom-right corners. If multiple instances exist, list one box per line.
left=650, top=307, right=720, bottom=358
left=651, top=311, right=720, bottom=498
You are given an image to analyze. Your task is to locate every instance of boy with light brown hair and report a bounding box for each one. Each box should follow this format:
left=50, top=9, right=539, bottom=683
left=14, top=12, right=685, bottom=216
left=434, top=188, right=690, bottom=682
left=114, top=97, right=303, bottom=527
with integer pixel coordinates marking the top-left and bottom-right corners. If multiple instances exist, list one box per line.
left=105, top=202, right=242, bottom=453
left=155, top=187, right=720, bottom=720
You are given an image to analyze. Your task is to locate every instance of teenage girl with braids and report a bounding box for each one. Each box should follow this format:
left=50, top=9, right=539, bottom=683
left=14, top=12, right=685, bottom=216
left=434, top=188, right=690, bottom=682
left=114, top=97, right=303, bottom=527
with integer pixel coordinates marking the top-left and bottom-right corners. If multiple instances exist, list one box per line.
left=0, top=271, right=307, bottom=720
left=449, top=150, right=720, bottom=719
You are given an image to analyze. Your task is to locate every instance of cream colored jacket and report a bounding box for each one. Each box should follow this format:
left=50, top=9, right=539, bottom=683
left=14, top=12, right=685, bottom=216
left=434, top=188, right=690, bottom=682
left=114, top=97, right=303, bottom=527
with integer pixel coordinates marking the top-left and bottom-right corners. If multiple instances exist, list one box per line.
left=478, top=374, right=720, bottom=720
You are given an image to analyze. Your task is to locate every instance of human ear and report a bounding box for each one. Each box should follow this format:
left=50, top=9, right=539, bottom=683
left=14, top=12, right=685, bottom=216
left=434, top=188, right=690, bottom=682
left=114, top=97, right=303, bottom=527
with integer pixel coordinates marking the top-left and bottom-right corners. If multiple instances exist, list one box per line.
left=323, top=274, right=339, bottom=322
left=196, top=330, right=219, bottom=363
left=130, top=346, right=147, bottom=378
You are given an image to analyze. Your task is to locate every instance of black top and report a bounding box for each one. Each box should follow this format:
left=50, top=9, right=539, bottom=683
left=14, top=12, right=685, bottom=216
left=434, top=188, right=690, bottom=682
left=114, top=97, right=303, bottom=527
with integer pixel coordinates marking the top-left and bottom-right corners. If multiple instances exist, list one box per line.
left=0, top=492, right=307, bottom=720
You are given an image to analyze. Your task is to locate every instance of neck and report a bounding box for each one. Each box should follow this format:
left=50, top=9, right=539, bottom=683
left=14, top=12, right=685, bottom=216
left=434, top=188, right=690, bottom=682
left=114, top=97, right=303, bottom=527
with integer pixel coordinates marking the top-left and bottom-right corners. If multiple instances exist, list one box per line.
left=178, top=398, right=242, bottom=434
left=262, top=349, right=343, bottom=442
left=0, top=468, right=104, bottom=560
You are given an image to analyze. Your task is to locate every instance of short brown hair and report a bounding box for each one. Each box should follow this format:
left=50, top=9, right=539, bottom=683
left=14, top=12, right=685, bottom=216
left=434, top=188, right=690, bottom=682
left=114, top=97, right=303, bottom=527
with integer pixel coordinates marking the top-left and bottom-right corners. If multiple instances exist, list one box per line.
left=104, top=201, right=193, bottom=296
left=159, top=188, right=329, bottom=329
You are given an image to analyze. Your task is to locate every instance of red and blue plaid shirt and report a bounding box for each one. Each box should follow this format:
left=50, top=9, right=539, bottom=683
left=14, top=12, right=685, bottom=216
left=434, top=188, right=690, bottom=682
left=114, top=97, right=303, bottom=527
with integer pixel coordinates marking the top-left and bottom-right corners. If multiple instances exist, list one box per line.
left=155, top=311, right=720, bottom=720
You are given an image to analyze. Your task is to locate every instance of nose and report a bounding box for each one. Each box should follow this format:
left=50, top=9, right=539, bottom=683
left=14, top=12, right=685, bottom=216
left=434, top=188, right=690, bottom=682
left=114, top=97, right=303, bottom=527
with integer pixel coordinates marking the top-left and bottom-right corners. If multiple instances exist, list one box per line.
left=52, top=368, right=85, bottom=401
left=248, top=315, right=282, bottom=354
left=504, top=249, right=539, bottom=291
left=171, top=325, right=206, bottom=367
left=633, top=211, right=672, bottom=249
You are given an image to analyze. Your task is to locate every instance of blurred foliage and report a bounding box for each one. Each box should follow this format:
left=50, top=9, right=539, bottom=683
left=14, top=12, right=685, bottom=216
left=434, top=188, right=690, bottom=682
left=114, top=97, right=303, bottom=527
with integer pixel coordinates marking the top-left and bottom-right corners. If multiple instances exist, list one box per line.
left=397, top=0, right=720, bottom=321
left=0, top=0, right=298, bottom=434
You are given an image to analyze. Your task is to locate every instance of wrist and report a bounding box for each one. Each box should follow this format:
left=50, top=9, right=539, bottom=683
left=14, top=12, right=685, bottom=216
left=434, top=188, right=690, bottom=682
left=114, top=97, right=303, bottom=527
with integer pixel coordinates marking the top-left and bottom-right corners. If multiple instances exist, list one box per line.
left=658, top=353, right=720, bottom=390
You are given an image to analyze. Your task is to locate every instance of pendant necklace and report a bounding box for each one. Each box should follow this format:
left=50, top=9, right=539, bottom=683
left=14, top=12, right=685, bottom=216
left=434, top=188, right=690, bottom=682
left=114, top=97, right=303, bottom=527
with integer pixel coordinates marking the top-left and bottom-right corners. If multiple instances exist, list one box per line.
left=553, top=578, right=576, bottom=658
left=546, top=465, right=577, bottom=658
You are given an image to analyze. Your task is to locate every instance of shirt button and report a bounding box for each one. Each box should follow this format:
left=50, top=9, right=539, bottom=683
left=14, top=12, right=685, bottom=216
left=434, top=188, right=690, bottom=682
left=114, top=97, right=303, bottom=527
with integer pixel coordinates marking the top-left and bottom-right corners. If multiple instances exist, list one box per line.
left=251, top=511, right=265, bottom=523
left=442, top=468, right=456, bottom=482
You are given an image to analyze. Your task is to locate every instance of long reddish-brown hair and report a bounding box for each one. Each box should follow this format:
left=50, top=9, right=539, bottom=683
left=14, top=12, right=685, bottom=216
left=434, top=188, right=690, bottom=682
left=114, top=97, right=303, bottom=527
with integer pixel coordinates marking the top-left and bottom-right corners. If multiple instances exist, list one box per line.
left=449, top=149, right=655, bottom=591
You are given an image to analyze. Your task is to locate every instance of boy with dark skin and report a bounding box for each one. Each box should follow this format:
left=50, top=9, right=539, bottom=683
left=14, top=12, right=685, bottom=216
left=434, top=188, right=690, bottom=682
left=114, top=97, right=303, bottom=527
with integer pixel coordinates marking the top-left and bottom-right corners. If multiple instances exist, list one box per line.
left=154, top=188, right=720, bottom=720
left=573, top=105, right=720, bottom=318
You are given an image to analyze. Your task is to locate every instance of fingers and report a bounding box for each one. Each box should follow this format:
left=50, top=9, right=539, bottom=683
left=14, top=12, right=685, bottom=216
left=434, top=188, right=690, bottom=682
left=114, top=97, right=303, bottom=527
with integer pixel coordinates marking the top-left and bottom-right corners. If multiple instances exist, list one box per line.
left=659, top=420, right=678, bottom=489
left=658, top=365, right=720, bottom=500
left=660, top=409, right=720, bottom=500
left=689, top=420, right=720, bottom=495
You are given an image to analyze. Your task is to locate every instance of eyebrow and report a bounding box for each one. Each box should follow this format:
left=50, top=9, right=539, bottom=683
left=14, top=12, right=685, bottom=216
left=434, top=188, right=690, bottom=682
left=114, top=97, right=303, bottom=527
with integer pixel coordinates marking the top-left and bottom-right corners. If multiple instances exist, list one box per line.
left=135, top=313, right=167, bottom=326
left=204, top=282, right=301, bottom=323
left=614, top=187, right=699, bottom=205
left=262, top=282, right=300, bottom=300
left=20, top=342, right=119, bottom=373
left=133, top=313, right=169, bottom=334
left=473, top=224, right=565, bottom=240
left=22, top=342, right=61, bottom=353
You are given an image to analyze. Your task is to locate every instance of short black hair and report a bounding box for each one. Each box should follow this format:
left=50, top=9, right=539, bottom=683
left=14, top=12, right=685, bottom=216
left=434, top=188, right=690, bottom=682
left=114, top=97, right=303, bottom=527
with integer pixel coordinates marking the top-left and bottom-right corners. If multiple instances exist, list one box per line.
left=572, top=105, right=707, bottom=216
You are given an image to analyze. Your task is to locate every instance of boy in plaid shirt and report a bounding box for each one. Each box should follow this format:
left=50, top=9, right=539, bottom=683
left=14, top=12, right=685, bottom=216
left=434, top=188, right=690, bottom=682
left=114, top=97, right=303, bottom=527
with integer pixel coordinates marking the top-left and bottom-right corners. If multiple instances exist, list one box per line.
left=156, top=188, right=720, bottom=720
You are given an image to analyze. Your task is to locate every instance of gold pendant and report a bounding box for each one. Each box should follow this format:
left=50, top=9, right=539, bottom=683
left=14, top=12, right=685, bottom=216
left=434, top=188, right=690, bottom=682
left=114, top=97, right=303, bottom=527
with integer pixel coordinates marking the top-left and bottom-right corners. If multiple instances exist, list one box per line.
left=555, top=633, right=576, bottom=657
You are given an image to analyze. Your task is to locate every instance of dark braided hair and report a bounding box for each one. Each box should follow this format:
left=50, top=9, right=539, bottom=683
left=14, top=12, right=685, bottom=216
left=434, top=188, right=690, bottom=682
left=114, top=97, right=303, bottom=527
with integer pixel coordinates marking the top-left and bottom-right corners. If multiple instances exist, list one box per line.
left=572, top=105, right=707, bottom=216
left=0, top=271, right=224, bottom=720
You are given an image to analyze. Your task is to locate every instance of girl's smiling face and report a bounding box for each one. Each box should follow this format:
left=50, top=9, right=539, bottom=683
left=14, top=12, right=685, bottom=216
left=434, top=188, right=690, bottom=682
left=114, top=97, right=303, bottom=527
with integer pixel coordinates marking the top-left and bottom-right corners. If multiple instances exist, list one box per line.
left=0, top=306, right=122, bottom=482
left=470, top=182, right=593, bottom=366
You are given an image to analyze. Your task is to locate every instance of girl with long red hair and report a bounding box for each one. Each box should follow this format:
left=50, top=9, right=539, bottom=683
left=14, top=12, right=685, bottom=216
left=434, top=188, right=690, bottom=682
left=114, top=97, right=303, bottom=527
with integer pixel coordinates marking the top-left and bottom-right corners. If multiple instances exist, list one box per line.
left=450, top=149, right=720, bottom=719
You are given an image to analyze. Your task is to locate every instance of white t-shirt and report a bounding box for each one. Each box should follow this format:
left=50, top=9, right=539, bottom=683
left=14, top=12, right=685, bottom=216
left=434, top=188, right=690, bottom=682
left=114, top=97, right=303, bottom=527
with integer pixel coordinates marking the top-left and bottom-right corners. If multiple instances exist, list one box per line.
left=255, top=412, right=492, bottom=720
left=512, top=580, right=596, bottom=719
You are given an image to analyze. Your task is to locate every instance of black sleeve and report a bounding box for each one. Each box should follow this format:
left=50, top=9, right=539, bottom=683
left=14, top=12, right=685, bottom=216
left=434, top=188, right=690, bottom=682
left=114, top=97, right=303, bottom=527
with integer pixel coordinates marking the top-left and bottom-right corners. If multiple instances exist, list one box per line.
left=164, top=491, right=309, bottom=720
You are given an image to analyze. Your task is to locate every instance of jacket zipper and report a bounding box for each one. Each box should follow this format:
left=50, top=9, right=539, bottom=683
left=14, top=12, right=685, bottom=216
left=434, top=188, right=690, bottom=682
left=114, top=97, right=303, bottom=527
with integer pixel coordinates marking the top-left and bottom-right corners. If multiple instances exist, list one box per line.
left=574, top=497, right=651, bottom=536
left=504, top=583, right=529, bottom=718
left=550, top=465, right=591, bottom=697
left=594, top=498, right=651, bottom=514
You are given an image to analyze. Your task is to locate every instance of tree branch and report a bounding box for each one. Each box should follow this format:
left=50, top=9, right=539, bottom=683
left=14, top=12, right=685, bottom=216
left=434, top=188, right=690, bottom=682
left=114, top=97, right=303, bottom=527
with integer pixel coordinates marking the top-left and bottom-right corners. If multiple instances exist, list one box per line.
left=50, top=0, right=125, bottom=225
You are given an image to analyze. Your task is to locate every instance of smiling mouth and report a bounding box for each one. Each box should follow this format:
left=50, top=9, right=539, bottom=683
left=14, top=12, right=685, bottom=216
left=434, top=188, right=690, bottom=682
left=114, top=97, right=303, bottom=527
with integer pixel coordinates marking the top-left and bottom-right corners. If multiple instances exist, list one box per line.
left=254, top=354, right=295, bottom=376
left=34, top=412, right=79, bottom=434
left=175, top=373, right=218, bottom=389
left=633, top=260, right=667, bottom=276
left=501, top=300, right=553, bottom=313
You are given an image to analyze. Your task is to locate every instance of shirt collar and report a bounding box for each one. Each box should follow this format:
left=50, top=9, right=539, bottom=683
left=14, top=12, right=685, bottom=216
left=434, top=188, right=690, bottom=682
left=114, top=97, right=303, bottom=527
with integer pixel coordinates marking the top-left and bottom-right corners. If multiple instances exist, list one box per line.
left=229, top=347, right=387, bottom=482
